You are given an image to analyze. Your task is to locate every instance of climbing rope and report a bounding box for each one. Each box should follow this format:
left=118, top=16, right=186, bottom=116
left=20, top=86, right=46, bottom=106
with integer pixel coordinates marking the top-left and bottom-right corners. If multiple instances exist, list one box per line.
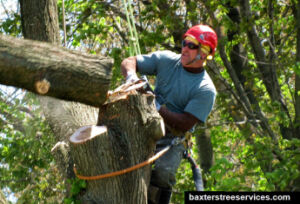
left=74, top=143, right=172, bottom=180
left=122, top=0, right=141, bottom=56
left=74, top=137, right=186, bottom=180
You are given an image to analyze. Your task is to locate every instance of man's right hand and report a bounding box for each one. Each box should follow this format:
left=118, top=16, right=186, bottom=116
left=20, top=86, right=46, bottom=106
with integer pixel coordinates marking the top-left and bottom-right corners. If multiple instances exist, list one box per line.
left=126, top=72, right=140, bottom=84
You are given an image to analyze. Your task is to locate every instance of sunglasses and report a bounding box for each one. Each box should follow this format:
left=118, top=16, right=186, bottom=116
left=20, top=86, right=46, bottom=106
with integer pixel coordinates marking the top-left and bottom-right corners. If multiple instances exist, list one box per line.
left=182, top=40, right=199, bottom=50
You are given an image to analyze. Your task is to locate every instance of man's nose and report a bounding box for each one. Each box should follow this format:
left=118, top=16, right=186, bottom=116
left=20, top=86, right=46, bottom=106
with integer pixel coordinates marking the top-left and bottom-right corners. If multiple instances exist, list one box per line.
left=182, top=46, right=189, bottom=52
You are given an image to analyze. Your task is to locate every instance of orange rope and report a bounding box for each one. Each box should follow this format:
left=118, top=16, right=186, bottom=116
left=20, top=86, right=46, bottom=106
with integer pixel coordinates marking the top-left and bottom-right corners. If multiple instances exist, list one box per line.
left=74, top=145, right=171, bottom=180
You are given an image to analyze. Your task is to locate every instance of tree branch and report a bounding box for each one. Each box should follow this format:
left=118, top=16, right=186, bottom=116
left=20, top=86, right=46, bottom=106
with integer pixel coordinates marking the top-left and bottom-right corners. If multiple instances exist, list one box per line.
left=0, top=34, right=113, bottom=107
left=240, top=0, right=293, bottom=136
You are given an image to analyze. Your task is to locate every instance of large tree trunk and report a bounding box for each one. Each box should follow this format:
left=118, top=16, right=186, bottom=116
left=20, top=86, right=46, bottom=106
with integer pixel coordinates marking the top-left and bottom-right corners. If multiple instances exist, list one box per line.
left=70, top=87, right=164, bottom=203
left=0, top=34, right=112, bottom=107
left=20, top=0, right=60, bottom=45
left=18, top=0, right=110, bottom=198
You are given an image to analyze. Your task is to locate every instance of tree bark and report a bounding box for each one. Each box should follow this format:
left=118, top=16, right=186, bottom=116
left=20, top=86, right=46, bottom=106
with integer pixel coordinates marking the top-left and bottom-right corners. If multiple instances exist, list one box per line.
left=20, top=0, right=60, bottom=45
left=70, top=88, right=164, bottom=203
left=0, top=34, right=113, bottom=107
left=195, top=128, right=213, bottom=174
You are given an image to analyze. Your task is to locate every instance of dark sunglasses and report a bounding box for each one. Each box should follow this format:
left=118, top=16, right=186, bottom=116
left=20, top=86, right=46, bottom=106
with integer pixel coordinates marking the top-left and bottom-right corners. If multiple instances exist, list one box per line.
left=182, top=40, right=199, bottom=50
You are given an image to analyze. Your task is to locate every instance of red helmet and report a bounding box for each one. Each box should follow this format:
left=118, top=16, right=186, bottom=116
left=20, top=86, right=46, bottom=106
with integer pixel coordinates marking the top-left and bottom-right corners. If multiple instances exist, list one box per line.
left=183, top=24, right=218, bottom=56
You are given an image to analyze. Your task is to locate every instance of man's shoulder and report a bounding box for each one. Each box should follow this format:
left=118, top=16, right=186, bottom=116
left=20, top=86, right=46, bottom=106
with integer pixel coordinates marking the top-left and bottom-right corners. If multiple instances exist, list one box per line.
left=153, top=50, right=180, bottom=60
left=195, top=71, right=217, bottom=94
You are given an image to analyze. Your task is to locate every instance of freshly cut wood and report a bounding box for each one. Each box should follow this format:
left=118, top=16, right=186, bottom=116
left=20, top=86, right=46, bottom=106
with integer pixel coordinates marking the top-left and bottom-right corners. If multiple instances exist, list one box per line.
left=70, top=125, right=108, bottom=144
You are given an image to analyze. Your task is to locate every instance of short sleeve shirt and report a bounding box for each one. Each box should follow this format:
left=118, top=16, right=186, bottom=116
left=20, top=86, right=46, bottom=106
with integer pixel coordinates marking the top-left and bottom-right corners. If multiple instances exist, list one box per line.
left=137, top=51, right=216, bottom=123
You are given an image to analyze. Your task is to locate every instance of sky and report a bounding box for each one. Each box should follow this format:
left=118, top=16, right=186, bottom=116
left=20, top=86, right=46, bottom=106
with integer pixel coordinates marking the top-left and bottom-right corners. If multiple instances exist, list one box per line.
left=0, top=0, right=17, bottom=20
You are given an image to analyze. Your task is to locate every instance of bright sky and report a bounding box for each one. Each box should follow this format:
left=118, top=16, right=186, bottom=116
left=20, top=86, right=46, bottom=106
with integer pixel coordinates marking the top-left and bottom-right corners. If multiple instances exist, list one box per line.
left=0, top=0, right=17, bottom=20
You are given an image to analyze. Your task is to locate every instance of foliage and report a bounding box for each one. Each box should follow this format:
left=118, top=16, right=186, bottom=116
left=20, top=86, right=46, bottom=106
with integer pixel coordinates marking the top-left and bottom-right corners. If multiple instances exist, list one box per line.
left=1, top=0, right=300, bottom=202
left=63, top=178, right=86, bottom=204
left=0, top=89, right=65, bottom=203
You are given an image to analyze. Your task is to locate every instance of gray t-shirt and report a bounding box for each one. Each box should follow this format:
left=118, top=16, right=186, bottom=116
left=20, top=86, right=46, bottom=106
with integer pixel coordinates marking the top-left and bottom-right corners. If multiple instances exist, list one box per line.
left=137, top=50, right=216, bottom=123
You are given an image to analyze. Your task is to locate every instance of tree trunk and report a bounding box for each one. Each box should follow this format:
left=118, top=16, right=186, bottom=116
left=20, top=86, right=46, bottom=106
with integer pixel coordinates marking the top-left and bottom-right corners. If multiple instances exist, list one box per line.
left=70, top=88, right=164, bottom=203
left=195, top=128, right=213, bottom=174
left=18, top=0, right=110, bottom=198
left=20, top=0, right=60, bottom=45
left=0, top=34, right=112, bottom=107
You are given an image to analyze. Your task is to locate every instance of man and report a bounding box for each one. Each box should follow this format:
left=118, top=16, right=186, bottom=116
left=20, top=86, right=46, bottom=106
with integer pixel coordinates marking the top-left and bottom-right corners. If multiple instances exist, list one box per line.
left=121, top=24, right=217, bottom=204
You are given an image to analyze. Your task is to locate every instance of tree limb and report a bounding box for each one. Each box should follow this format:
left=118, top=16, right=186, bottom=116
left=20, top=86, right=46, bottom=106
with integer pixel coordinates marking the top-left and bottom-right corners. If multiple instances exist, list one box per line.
left=0, top=34, right=113, bottom=107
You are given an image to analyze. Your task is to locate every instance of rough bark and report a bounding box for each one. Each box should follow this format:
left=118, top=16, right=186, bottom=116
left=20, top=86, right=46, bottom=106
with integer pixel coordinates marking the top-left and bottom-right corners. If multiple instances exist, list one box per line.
left=70, top=88, right=164, bottom=203
left=195, top=128, right=213, bottom=174
left=0, top=34, right=113, bottom=107
left=20, top=0, right=60, bottom=45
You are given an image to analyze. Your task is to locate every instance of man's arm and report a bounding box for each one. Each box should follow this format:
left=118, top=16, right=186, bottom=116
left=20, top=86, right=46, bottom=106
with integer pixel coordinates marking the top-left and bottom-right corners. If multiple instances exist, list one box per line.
left=121, top=55, right=199, bottom=133
left=121, top=56, right=137, bottom=78
left=159, top=106, right=200, bottom=133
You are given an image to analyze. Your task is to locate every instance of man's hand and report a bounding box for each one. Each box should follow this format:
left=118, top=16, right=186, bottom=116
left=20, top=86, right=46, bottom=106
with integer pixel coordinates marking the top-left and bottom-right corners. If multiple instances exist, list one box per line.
left=126, top=72, right=140, bottom=84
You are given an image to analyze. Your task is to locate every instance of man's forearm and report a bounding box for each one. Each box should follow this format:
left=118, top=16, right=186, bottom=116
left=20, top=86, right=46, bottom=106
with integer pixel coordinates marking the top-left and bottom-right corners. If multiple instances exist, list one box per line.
left=121, top=56, right=137, bottom=78
left=158, top=106, right=199, bottom=133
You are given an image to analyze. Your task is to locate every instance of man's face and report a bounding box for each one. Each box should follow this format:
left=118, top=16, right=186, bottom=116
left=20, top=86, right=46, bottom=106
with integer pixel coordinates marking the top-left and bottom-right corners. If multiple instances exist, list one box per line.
left=181, top=40, right=201, bottom=67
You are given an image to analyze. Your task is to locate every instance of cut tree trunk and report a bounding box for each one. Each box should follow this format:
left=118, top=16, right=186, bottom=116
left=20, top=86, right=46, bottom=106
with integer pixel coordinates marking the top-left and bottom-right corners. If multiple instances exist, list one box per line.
left=70, top=86, right=165, bottom=204
left=0, top=34, right=113, bottom=107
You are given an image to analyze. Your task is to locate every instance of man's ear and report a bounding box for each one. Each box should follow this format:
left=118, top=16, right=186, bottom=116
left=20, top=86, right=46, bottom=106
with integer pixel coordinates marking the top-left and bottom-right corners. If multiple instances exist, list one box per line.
left=207, top=55, right=213, bottom=60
